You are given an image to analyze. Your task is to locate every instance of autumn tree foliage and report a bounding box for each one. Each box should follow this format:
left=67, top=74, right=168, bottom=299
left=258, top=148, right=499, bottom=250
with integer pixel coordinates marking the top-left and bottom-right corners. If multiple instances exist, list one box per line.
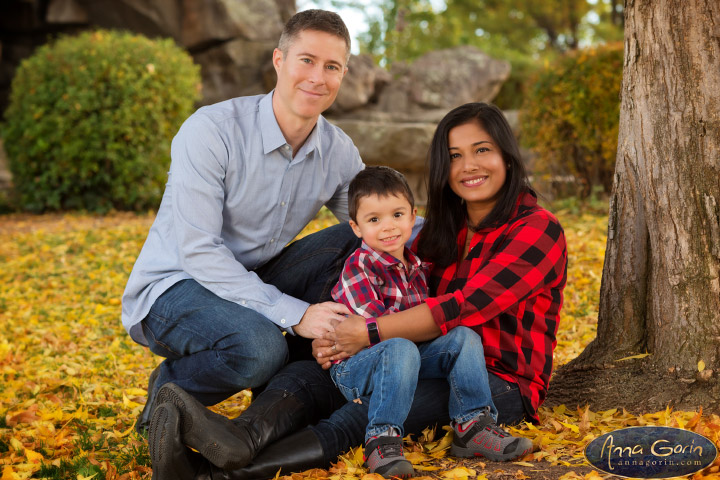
left=549, top=0, right=720, bottom=412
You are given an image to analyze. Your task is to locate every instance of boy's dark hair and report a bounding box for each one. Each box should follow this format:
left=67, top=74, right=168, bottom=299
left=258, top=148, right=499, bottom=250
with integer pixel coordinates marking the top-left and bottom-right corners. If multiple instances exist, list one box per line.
left=278, top=9, right=351, bottom=61
left=349, top=166, right=415, bottom=222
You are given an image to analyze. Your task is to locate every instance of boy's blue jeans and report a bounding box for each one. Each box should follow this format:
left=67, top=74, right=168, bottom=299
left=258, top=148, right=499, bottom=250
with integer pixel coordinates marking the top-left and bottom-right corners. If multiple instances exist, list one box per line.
left=330, top=326, right=498, bottom=443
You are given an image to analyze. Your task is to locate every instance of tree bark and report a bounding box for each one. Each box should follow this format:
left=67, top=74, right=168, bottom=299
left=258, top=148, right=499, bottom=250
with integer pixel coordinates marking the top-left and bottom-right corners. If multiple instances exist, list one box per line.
left=548, top=0, right=720, bottom=412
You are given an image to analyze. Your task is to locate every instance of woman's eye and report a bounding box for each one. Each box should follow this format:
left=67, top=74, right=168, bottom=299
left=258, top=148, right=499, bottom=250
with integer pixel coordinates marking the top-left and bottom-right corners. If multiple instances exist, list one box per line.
left=476, top=147, right=489, bottom=154
left=450, top=153, right=460, bottom=160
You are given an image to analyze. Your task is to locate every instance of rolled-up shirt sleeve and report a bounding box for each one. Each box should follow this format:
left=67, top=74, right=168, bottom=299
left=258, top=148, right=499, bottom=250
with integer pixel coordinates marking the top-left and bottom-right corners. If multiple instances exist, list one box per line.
left=170, top=115, right=308, bottom=332
left=425, top=214, right=566, bottom=334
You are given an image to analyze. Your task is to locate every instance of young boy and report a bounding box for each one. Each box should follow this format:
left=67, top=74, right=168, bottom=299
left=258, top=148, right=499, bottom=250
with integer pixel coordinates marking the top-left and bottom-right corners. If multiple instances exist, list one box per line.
left=331, top=166, right=532, bottom=478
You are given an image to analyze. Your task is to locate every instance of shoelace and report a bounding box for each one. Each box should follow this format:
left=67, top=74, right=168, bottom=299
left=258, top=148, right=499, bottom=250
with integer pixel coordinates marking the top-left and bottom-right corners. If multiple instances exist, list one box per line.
left=376, top=442, right=403, bottom=458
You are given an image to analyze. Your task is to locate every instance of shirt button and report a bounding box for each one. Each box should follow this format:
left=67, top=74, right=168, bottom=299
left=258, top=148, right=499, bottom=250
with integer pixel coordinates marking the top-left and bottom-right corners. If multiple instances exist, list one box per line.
left=280, top=201, right=286, bottom=206
left=281, top=318, right=286, bottom=324
left=241, top=300, right=247, bottom=305
left=270, top=238, right=275, bottom=243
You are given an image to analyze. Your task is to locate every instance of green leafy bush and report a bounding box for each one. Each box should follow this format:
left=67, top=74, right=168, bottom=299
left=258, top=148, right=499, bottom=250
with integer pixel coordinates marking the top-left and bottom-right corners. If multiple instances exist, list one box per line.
left=2, top=30, right=201, bottom=212
left=521, top=43, right=623, bottom=198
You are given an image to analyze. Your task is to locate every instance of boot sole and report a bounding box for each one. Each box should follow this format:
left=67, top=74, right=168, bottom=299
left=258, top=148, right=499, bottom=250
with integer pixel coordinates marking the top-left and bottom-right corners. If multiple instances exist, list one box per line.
left=156, top=384, right=251, bottom=470
left=149, top=404, right=177, bottom=480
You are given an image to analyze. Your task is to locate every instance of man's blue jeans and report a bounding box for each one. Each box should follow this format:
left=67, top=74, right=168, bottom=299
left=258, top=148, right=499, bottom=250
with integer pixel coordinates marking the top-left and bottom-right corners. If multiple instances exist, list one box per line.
left=330, top=327, right=498, bottom=442
left=140, top=222, right=361, bottom=406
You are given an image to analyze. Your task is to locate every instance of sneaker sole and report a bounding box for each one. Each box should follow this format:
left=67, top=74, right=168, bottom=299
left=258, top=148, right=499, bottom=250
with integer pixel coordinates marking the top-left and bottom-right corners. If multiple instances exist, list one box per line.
left=450, top=443, right=533, bottom=462
left=373, top=460, right=415, bottom=479
left=156, top=384, right=250, bottom=470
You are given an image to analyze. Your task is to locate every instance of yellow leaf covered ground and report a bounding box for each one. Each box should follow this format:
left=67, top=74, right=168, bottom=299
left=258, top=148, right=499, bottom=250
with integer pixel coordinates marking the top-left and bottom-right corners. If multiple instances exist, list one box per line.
left=1, top=206, right=719, bottom=479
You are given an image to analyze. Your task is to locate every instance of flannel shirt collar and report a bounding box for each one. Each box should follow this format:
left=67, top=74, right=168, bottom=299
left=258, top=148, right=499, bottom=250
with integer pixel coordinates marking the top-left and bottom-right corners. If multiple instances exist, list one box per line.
left=359, top=241, right=427, bottom=274
left=461, top=189, right=539, bottom=243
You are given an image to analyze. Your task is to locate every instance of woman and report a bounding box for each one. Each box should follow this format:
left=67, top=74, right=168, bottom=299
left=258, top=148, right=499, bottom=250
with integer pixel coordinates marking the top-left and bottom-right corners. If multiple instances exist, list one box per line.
left=154, top=103, right=567, bottom=480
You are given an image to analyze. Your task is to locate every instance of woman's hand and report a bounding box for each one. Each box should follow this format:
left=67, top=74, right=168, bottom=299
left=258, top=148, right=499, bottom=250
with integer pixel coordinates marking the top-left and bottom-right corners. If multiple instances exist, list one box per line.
left=312, top=337, right=348, bottom=369
left=324, top=314, right=369, bottom=357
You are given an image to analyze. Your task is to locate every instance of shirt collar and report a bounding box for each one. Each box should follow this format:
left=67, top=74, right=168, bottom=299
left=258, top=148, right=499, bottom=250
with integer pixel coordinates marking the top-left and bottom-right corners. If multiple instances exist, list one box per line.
left=360, top=240, right=425, bottom=272
left=259, top=90, right=323, bottom=159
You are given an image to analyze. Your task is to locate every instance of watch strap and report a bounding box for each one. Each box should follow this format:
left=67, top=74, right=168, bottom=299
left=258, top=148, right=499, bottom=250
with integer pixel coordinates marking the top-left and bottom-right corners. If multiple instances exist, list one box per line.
left=366, top=319, right=381, bottom=346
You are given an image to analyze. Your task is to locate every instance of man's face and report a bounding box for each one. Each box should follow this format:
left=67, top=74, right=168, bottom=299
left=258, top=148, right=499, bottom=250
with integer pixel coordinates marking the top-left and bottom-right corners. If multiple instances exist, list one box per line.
left=272, top=29, right=348, bottom=123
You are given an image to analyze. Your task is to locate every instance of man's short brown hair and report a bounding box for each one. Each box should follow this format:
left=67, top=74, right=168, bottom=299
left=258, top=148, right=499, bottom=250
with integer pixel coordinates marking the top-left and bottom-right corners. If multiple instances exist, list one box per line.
left=278, top=9, right=351, bottom=62
left=349, top=166, right=415, bottom=223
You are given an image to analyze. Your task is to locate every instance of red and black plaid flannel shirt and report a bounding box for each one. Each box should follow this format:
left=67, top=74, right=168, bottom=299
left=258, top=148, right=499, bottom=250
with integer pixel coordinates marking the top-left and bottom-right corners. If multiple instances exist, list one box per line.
left=423, top=191, right=567, bottom=422
left=331, top=241, right=430, bottom=318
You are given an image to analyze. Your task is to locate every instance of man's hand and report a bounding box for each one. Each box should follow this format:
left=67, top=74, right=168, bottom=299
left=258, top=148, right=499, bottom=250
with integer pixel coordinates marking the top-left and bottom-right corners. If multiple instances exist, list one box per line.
left=294, top=302, right=350, bottom=339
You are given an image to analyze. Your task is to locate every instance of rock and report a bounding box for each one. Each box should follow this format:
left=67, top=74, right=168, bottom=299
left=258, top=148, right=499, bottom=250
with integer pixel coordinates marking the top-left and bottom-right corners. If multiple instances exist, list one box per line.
left=326, top=54, right=391, bottom=115
left=47, top=0, right=89, bottom=24
left=330, top=118, right=436, bottom=172
left=194, top=39, right=277, bottom=105
left=180, top=0, right=285, bottom=49
left=377, top=45, right=511, bottom=113
left=76, top=0, right=184, bottom=41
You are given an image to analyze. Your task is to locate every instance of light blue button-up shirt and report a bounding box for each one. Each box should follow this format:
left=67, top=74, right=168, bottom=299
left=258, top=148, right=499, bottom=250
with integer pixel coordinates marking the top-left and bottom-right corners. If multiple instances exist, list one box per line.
left=122, top=91, right=364, bottom=345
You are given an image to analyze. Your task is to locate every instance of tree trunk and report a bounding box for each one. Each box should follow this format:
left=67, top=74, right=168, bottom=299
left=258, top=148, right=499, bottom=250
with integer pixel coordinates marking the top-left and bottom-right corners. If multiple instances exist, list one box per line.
left=548, top=0, right=720, bottom=412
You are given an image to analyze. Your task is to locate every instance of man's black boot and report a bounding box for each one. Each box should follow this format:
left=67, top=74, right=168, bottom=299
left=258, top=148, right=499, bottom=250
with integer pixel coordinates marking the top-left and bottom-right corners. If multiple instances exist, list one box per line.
left=136, top=365, right=161, bottom=435
left=211, top=428, right=326, bottom=480
left=156, top=384, right=309, bottom=470
left=231, top=388, right=309, bottom=458
left=149, top=402, right=204, bottom=480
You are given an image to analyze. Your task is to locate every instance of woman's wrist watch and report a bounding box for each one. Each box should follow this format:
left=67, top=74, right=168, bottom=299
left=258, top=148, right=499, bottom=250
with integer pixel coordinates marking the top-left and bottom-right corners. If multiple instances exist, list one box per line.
left=366, top=319, right=381, bottom=346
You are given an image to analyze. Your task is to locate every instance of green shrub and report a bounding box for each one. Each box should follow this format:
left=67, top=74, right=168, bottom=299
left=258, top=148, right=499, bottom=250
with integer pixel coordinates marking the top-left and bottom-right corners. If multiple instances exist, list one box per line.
left=521, top=43, right=623, bottom=198
left=2, top=30, right=201, bottom=212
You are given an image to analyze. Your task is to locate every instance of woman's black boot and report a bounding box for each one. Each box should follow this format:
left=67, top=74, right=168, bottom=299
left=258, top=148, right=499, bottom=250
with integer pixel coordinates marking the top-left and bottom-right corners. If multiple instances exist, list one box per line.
left=211, top=428, right=326, bottom=480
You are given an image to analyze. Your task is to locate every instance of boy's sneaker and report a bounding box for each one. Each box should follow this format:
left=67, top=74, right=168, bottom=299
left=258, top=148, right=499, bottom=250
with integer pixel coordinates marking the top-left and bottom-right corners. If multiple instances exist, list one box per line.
left=451, top=411, right=533, bottom=461
left=364, top=435, right=414, bottom=478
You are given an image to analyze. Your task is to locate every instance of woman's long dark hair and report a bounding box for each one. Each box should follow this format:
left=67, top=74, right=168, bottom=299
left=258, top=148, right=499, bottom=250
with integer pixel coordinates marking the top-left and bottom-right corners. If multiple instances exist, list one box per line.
left=417, top=103, right=530, bottom=267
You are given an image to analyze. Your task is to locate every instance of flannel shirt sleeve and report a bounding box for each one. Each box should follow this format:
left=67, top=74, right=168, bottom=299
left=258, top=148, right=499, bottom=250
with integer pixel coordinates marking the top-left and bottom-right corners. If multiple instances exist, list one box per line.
left=331, top=252, right=391, bottom=318
left=425, top=213, right=567, bottom=333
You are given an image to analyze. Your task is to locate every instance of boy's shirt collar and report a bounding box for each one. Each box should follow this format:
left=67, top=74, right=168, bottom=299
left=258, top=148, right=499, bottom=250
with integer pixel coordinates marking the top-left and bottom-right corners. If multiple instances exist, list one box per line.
left=359, top=240, right=427, bottom=273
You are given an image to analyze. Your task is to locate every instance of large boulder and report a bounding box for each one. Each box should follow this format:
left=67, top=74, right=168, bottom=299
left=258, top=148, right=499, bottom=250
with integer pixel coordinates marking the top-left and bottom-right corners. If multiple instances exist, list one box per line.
left=326, top=54, right=391, bottom=115
left=377, top=46, right=511, bottom=113
left=0, top=0, right=288, bottom=111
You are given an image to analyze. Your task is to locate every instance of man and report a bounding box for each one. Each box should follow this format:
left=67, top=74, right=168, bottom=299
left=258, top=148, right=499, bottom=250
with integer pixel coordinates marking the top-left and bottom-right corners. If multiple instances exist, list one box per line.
left=121, top=9, right=363, bottom=471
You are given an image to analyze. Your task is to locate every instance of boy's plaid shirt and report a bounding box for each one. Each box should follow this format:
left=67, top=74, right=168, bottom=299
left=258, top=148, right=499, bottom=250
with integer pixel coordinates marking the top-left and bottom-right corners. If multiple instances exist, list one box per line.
left=331, top=242, right=430, bottom=318
left=424, top=191, right=568, bottom=422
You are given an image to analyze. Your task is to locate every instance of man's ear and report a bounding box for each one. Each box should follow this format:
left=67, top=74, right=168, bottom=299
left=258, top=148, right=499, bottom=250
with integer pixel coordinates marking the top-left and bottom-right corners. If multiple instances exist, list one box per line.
left=349, top=220, right=363, bottom=239
left=272, top=48, right=284, bottom=74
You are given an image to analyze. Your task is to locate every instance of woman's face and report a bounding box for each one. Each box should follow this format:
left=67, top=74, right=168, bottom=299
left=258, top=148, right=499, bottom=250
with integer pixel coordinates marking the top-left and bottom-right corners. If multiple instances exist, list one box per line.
left=447, top=121, right=507, bottom=223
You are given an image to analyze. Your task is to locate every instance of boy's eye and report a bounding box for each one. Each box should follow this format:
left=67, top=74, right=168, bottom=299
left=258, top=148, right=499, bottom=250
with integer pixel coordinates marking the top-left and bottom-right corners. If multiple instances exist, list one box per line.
left=394, top=212, right=403, bottom=218
left=369, top=217, right=379, bottom=223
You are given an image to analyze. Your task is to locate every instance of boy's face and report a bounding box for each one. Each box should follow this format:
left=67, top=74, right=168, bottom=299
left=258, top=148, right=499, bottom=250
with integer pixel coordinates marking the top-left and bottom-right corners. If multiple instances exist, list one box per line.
left=349, top=193, right=416, bottom=262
